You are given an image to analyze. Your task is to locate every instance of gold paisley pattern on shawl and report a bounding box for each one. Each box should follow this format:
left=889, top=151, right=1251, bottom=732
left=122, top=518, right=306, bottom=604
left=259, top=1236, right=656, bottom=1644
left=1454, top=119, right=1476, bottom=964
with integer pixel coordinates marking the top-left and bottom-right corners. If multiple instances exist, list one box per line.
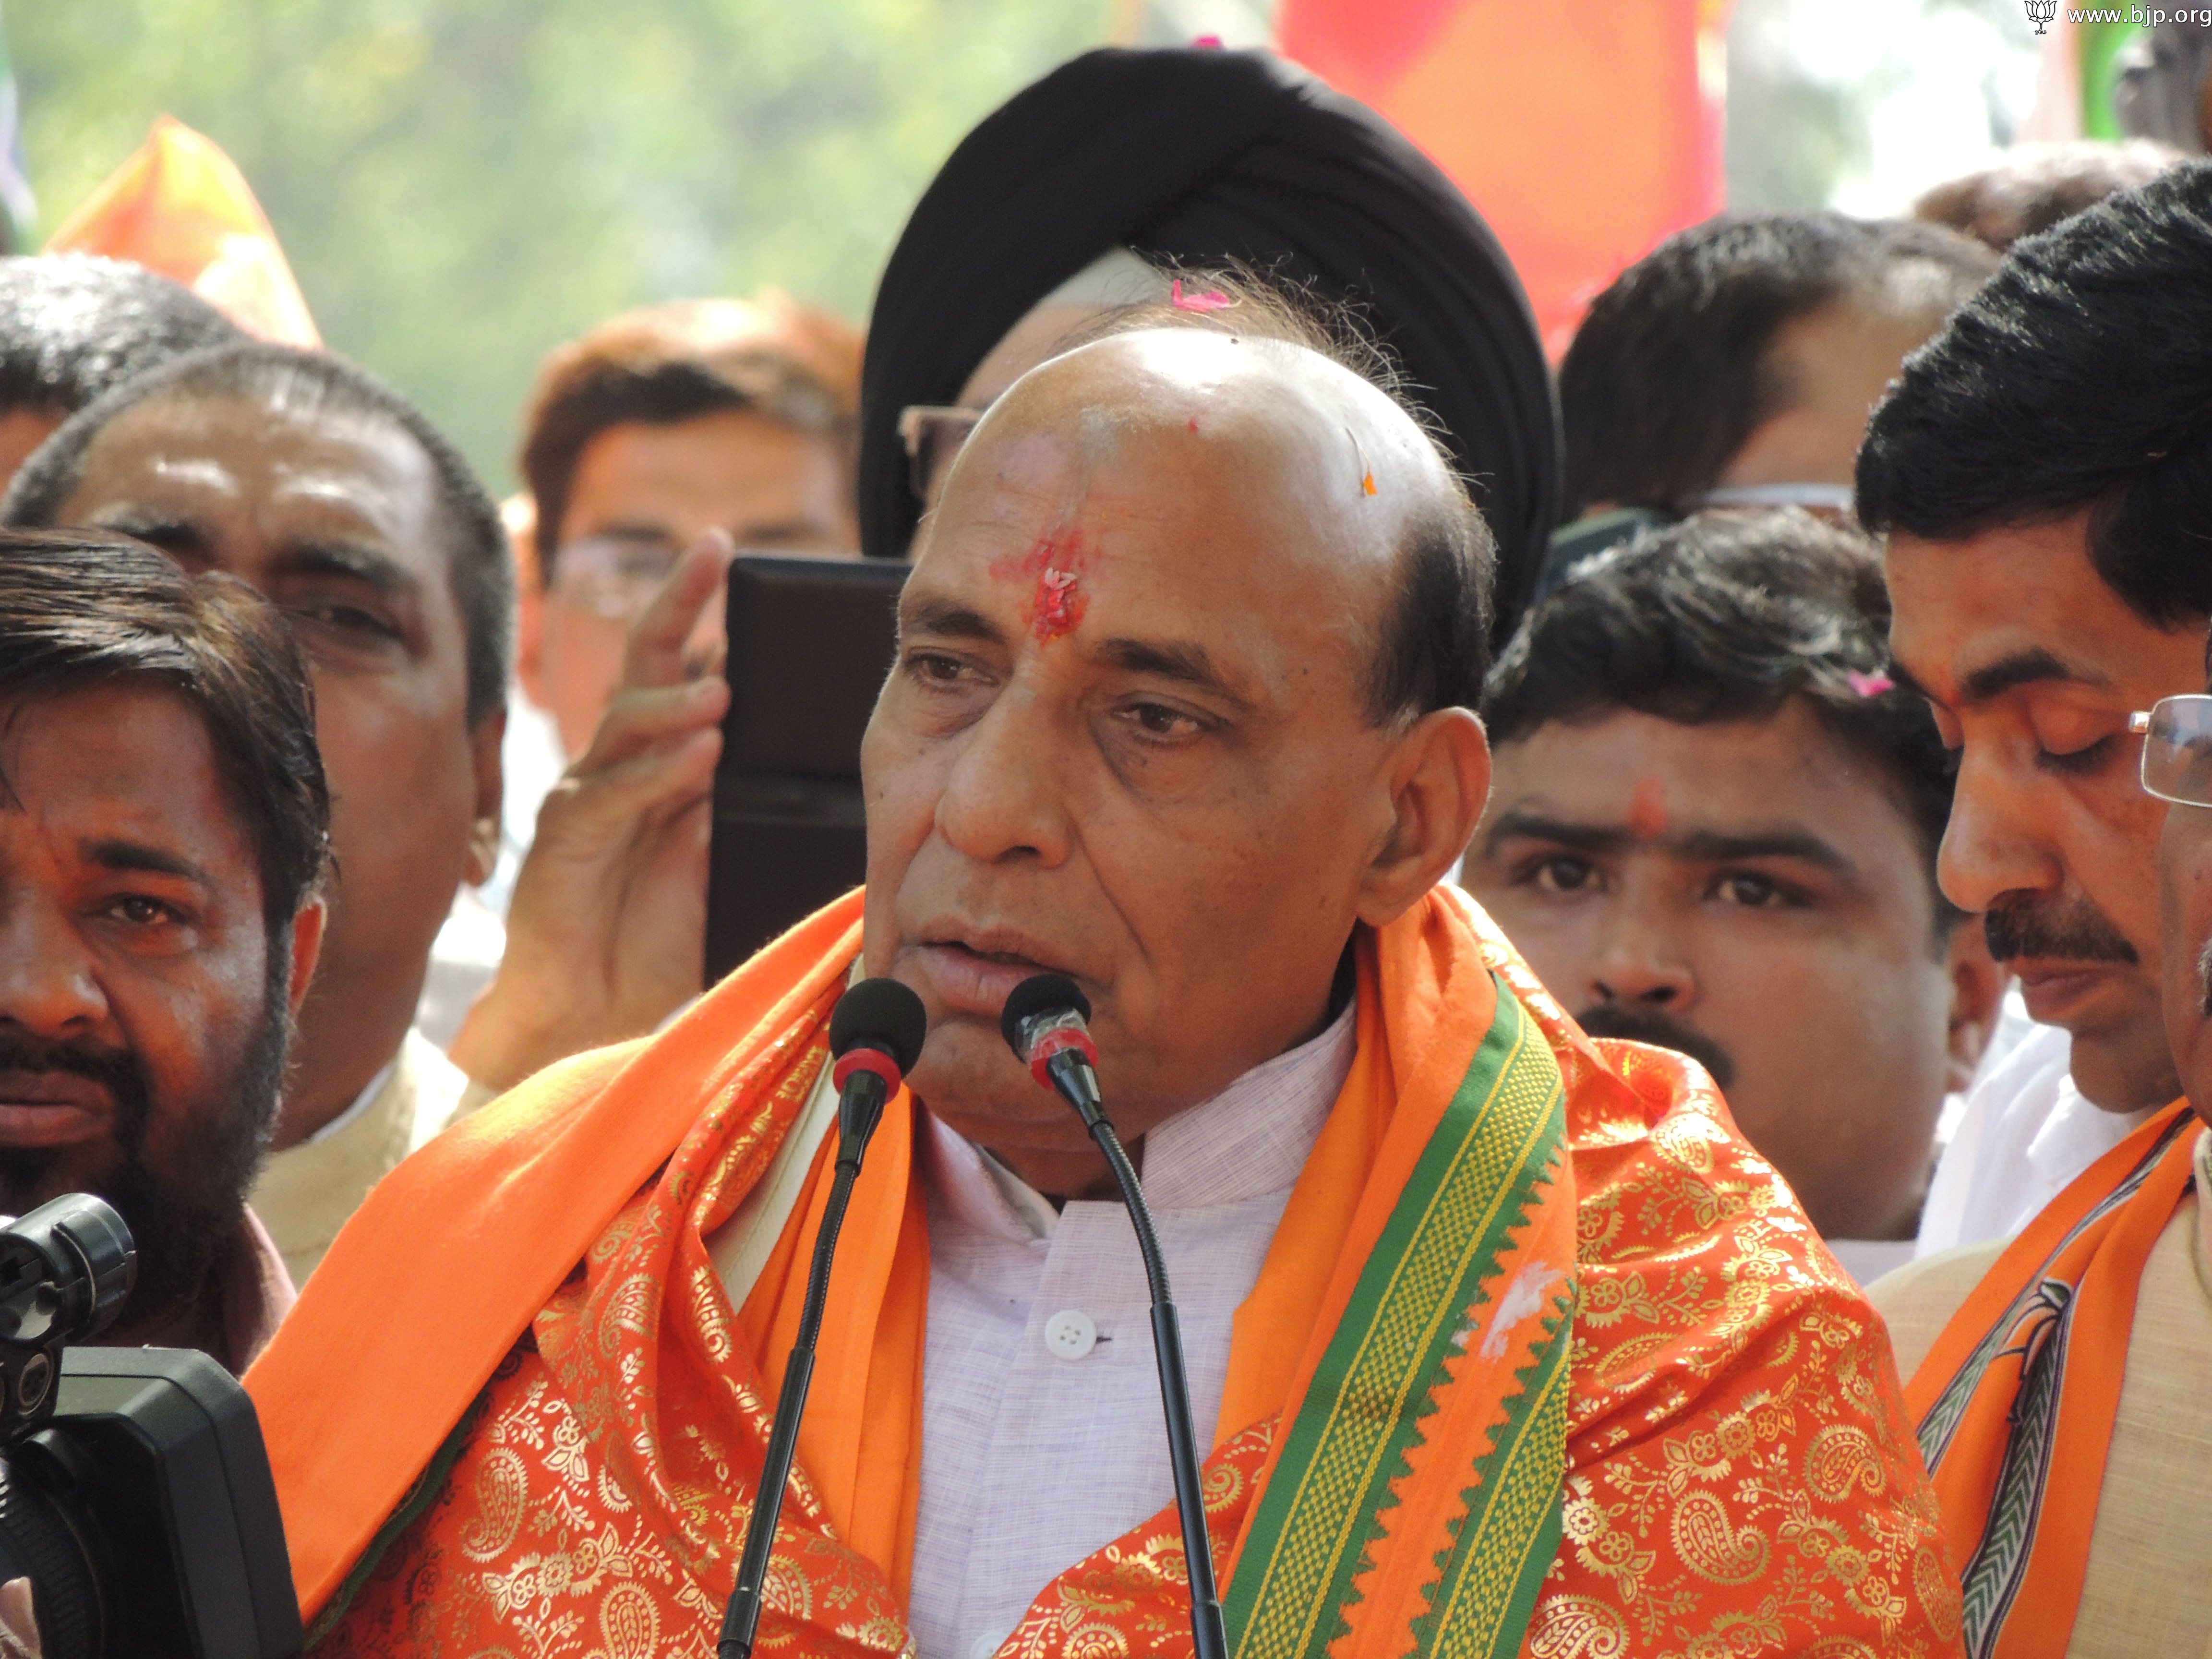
left=1479, top=930, right=1958, bottom=1659
left=315, top=899, right=1955, bottom=1659
left=315, top=976, right=928, bottom=1659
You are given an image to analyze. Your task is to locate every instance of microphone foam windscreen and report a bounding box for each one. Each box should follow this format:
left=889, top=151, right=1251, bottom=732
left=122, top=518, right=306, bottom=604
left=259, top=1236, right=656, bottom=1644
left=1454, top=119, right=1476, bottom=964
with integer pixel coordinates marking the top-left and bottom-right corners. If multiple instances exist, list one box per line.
left=830, top=978, right=930, bottom=1074
left=999, top=973, right=1091, bottom=1059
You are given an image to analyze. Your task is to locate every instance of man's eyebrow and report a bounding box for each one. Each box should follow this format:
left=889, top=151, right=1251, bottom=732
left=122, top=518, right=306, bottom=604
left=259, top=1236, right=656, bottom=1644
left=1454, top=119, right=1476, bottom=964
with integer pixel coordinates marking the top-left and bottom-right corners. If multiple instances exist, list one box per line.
left=1481, top=812, right=1860, bottom=878
left=1672, top=826, right=1858, bottom=877
left=898, top=593, right=1007, bottom=647
left=1094, top=637, right=1255, bottom=711
left=1958, top=647, right=2100, bottom=705
left=267, top=540, right=421, bottom=598
left=1481, top=811, right=1633, bottom=857
left=80, top=838, right=213, bottom=888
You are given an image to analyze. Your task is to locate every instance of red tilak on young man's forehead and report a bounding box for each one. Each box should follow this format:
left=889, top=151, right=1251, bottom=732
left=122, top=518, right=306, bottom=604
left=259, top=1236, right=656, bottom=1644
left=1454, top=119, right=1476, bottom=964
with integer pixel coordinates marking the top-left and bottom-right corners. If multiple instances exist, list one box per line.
left=1627, top=777, right=1668, bottom=840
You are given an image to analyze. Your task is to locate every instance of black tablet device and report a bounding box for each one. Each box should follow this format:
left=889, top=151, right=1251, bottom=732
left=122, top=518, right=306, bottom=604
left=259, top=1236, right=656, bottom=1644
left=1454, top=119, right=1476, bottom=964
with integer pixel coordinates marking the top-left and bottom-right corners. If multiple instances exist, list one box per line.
left=703, top=552, right=908, bottom=984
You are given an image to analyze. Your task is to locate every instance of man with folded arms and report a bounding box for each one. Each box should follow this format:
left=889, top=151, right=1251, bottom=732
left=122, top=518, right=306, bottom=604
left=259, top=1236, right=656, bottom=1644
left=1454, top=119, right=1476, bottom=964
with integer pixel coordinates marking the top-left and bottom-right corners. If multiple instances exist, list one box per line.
left=1863, top=162, right=2212, bottom=1655
left=253, top=283, right=1955, bottom=1658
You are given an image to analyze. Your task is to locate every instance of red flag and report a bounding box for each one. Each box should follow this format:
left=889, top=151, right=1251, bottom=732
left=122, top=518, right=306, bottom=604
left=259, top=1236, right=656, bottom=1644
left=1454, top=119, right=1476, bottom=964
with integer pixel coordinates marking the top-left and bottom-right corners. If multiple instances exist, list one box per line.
left=1277, top=0, right=1730, bottom=356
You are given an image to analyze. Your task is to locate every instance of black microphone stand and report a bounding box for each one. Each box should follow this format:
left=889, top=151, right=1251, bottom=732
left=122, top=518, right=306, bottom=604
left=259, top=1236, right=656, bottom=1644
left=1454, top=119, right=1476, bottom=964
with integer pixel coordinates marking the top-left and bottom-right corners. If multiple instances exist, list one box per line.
left=1038, top=1045, right=1231, bottom=1659
left=718, top=1058, right=895, bottom=1659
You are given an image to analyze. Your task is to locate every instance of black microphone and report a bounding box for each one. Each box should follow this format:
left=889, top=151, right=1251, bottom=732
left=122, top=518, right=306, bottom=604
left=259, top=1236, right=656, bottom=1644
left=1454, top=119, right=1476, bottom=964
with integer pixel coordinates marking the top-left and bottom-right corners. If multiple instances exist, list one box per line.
left=1001, top=974, right=1229, bottom=1659
left=720, top=976, right=928, bottom=1659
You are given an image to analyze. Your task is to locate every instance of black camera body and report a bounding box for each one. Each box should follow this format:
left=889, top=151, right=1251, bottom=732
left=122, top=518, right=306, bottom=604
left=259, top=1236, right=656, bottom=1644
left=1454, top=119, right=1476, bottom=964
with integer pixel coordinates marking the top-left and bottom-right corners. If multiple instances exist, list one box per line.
left=0, top=1195, right=301, bottom=1658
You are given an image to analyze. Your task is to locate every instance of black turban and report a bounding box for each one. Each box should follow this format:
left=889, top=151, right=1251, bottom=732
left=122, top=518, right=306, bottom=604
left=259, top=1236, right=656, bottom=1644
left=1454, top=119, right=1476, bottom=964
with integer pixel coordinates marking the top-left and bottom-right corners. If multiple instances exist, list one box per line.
left=859, top=45, right=1562, bottom=649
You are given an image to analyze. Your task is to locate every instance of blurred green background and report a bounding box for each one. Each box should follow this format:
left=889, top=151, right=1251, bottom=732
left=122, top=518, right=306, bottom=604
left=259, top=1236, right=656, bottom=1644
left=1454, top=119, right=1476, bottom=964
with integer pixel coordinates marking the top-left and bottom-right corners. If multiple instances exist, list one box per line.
left=12, top=0, right=2046, bottom=492
left=13, top=0, right=1112, bottom=488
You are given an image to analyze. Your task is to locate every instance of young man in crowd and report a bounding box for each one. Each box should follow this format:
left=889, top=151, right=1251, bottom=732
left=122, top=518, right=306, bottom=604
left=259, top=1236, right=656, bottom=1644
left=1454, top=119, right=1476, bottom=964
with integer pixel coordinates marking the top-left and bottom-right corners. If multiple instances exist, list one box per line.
left=0, top=253, right=241, bottom=489
left=516, top=292, right=861, bottom=757
left=252, top=283, right=1954, bottom=1658
left=426, top=295, right=865, bottom=1088
left=0, top=529, right=328, bottom=1373
left=1549, top=212, right=1993, bottom=584
left=1863, top=160, right=2212, bottom=1654
left=0, top=341, right=512, bottom=1286
left=1466, top=508, right=2002, bottom=1284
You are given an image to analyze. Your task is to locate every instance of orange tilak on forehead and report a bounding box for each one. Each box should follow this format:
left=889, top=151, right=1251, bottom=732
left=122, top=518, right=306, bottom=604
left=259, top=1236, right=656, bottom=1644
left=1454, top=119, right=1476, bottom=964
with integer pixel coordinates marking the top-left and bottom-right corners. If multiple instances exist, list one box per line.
left=1627, top=776, right=1668, bottom=841
left=990, top=527, right=1096, bottom=643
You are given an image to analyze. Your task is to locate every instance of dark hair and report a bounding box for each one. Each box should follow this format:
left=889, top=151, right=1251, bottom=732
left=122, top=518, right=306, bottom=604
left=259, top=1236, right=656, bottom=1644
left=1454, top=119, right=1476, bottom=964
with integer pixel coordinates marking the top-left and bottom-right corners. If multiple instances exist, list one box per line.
left=1913, top=140, right=2184, bottom=252
left=1560, top=213, right=1996, bottom=520
left=0, top=255, right=242, bottom=421
left=1063, top=264, right=1494, bottom=721
left=519, top=294, right=863, bottom=577
left=1483, top=508, right=1959, bottom=936
left=0, top=528, right=330, bottom=932
left=1859, top=161, right=2212, bottom=629
left=0, top=341, right=513, bottom=722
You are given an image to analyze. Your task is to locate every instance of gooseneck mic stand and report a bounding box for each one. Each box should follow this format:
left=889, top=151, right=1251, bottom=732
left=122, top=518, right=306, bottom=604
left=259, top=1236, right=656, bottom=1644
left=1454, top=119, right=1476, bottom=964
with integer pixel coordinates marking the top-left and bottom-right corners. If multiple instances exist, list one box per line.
left=1001, top=974, right=1230, bottom=1659
left=719, top=977, right=928, bottom=1659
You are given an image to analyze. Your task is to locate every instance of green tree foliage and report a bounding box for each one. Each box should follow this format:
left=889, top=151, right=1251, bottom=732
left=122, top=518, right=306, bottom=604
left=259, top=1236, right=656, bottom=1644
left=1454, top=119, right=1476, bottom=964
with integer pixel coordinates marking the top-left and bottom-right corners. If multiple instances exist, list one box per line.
left=12, top=0, right=1109, bottom=487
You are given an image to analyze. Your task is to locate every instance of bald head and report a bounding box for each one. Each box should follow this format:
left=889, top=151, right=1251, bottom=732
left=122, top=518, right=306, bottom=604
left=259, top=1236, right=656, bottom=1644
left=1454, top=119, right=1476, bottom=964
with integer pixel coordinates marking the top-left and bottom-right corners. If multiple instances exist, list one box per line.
left=924, top=316, right=1491, bottom=723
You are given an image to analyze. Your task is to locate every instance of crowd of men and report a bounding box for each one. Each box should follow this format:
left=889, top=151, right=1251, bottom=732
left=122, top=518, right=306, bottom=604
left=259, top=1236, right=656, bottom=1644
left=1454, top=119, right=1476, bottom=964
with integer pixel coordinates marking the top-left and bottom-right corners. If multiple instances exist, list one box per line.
left=0, top=39, right=2205, bottom=1659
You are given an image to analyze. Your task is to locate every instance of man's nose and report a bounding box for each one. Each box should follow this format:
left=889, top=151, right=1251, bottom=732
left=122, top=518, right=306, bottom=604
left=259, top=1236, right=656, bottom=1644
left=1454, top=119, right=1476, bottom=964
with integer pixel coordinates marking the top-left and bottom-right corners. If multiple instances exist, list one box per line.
left=0, top=897, right=108, bottom=1038
left=1587, top=906, right=1697, bottom=1011
left=931, top=685, right=1073, bottom=868
left=1938, top=747, right=2060, bottom=914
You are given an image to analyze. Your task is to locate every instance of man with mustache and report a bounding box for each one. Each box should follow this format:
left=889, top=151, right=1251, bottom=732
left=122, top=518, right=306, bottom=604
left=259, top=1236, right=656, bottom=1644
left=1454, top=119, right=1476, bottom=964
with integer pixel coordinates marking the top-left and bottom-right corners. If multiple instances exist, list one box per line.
left=0, top=528, right=328, bottom=1374
left=250, top=281, right=1955, bottom=1658
left=1861, top=162, right=2212, bottom=1655
left=1465, top=508, right=2003, bottom=1285
left=1, top=340, right=512, bottom=1286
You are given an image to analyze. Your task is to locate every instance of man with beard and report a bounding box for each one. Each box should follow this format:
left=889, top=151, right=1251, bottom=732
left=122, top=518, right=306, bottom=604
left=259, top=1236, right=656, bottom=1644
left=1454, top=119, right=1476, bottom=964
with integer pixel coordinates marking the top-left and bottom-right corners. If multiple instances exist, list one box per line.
left=0, top=527, right=329, bottom=1373
left=1466, top=508, right=2002, bottom=1284
left=1859, top=162, right=2212, bottom=1655
left=0, top=340, right=510, bottom=1286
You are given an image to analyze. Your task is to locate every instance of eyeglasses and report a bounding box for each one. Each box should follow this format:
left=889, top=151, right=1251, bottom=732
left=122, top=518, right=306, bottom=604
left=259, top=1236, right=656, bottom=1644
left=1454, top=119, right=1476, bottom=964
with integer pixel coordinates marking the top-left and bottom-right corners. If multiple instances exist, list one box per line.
left=2133, top=695, right=2212, bottom=806
left=548, top=532, right=684, bottom=622
left=897, top=404, right=986, bottom=505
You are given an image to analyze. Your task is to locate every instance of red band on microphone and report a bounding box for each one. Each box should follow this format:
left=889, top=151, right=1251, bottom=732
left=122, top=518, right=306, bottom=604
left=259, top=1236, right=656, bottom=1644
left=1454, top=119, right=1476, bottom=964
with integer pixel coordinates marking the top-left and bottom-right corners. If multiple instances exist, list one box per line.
left=832, top=1047, right=902, bottom=1093
left=1028, top=1025, right=1099, bottom=1089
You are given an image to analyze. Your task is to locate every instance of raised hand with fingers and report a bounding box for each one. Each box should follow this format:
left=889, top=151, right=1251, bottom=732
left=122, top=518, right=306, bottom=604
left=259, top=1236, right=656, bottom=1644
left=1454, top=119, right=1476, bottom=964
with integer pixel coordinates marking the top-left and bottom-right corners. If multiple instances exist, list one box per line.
left=450, top=529, right=734, bottom=1094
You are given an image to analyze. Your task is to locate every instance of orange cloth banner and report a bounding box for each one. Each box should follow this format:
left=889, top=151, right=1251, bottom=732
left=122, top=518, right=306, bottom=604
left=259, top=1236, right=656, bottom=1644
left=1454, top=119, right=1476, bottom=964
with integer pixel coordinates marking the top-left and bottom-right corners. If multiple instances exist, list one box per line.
left=45, top=116, right=319, bottom=346
left=1276, top=0, right=1731, bottom=355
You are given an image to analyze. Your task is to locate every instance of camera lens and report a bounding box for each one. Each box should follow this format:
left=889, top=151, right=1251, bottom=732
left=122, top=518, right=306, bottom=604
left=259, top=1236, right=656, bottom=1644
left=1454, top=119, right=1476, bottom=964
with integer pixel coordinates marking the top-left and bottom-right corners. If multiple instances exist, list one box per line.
left=0, top=1455, right=99, bottom=1659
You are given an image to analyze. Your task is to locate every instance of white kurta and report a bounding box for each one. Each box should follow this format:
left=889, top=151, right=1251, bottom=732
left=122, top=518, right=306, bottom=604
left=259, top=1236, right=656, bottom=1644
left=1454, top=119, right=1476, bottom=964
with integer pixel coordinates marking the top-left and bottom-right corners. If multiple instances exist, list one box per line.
left=905, top=1002, right=1356, bottom=1659
left=1914, top=1022, right=2156, bottom=1260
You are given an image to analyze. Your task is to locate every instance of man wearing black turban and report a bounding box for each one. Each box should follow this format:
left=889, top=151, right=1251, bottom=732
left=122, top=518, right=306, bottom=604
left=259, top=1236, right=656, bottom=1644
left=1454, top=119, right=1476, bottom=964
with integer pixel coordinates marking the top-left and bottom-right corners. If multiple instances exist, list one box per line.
left=860, top=45, right=1561, bottom=649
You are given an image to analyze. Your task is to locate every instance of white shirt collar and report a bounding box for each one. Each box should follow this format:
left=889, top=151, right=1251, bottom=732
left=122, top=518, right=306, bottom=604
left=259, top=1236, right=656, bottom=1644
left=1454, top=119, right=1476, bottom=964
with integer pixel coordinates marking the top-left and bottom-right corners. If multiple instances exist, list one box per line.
left=924, top=996, right=1359, bottom=1241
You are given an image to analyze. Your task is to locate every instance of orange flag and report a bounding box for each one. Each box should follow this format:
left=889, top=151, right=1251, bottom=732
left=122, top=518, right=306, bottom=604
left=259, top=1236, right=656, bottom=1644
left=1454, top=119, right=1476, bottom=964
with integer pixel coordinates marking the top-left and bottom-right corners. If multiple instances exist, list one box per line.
left=44, top=116, right=319, bottom=346
left=1277, top=0, right=1731, bottom=356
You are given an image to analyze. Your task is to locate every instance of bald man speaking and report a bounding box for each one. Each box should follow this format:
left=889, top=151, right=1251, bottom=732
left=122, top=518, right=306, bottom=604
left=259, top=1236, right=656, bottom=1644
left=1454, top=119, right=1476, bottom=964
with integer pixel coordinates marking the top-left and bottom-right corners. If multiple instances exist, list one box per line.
left=251, top=285, right=1957, bottom=1658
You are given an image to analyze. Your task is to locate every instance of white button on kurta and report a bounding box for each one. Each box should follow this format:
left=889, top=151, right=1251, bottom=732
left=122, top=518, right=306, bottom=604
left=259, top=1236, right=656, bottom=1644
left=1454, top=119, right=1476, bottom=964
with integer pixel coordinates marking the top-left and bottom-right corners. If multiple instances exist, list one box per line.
left=1043, top=1309, right=1098, bottom=1360
left=906, top=998, right=1357, bottom=1659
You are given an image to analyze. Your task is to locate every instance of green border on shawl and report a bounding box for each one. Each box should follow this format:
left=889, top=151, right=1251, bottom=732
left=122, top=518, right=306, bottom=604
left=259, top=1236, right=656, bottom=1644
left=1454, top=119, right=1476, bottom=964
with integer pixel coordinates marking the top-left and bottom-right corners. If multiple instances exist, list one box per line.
left=1223, top=974, right=1570, bottom=1659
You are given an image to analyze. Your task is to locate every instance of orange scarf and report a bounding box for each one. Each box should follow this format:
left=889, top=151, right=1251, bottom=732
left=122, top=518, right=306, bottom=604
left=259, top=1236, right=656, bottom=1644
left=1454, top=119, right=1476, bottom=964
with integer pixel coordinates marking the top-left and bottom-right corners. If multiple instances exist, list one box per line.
left=258, top=888, right=1960, bottom=1658
left=1906, top=1100, right=2203, bottom=1657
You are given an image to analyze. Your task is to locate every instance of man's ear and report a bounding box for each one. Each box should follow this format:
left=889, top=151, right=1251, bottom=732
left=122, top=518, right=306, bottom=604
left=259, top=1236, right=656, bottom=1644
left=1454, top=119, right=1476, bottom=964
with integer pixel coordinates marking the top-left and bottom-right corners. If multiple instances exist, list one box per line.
left=1355, top=708, right=1492, bottom=928
left=1943, top=916, right=2008, bottom=1094
left=465, top=703, right=507, bottom=888
left=285, top=898, right=328, bottom=1017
